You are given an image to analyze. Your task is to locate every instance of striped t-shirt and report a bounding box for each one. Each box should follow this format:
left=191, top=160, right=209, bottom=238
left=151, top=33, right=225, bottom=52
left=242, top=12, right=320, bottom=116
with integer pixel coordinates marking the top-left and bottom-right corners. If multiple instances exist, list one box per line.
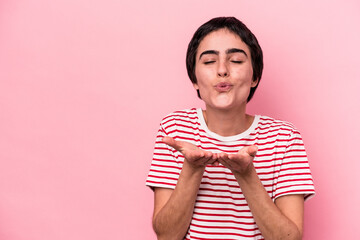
left=146, top=108, right=315, bottom=239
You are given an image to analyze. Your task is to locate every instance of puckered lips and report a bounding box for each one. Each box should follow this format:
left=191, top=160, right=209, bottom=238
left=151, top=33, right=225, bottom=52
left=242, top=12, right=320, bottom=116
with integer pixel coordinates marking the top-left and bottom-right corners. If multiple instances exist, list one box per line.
left=214, top=82, right=233, bottom=92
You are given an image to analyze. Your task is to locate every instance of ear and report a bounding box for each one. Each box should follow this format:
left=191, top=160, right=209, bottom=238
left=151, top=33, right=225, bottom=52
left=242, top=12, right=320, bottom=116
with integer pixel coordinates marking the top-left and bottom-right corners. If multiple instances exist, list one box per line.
left=251, top=78, right=259, bottom=88
left=193, top=83, right=199, bottom=90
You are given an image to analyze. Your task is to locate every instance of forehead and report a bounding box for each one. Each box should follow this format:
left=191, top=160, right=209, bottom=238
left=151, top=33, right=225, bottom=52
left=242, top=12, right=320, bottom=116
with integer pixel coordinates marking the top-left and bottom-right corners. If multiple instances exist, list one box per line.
left=197, top=29, right=250, bottom=57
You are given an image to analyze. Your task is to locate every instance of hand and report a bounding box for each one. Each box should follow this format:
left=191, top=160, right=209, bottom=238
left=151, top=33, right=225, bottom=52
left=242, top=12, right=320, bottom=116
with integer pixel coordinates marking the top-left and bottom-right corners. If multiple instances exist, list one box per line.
left=163, top=136, right=219, bottom=169
left=217, top=145, right=258, bottom=175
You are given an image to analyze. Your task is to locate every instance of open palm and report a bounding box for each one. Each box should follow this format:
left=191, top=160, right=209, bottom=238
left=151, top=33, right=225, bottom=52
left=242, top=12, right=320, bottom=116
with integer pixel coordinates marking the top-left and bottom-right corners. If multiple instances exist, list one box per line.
left=162, top=136, right=219, bottom=168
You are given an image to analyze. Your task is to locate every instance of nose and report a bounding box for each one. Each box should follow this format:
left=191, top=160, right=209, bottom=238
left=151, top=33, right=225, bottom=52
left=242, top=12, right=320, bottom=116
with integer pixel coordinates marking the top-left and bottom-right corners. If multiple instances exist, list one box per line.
left=217, top=60, right=229, bottom=77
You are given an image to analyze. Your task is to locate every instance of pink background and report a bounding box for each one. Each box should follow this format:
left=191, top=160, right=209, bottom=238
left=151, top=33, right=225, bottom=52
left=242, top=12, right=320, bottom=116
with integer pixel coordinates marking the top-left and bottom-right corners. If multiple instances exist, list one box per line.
left=1, top=0, right=359, bottom=239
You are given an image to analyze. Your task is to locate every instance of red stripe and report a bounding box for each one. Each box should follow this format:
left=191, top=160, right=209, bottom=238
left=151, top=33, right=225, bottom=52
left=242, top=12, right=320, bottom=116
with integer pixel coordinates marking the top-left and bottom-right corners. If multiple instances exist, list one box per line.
left=196, top=200, right=249, bottom=207
left=187, top=234, right=263, bottom=240
left=276, top=177, right=313, bottom=185
left=165, top=122, right=200, bottom=131
left=276, top=172, right=313, bottom=179
left=194, top=205, right=251, bottom=213
left=201, top=175, right=238, bottom=183
left=150, top=163, right=180, bottom=170
left=192, top=216, right=256, bottom=225
left=254, top=126, right=292, bottom=135
left=204, top=166, right=309, bottom=177
left=193, top=211, right=255, bottom=219
left=151, top=158, right=179, bottom=164
left=146, top=180, right=176, bottom=187
left=189, top=228, right=262, bottom=238
left=274, top=189, right=315, bottom=198
left=153, top=152, right=173, bottom=157
left=149, top=168, right=180, bottom=175
left=153, top=146, right=169, bottom=150
left=201, top=180, right=289, bottom=192
left=147, top=174, right=177, bottom=181
left=275, top=183, right=315, bottom=191
left=162, top=116, right=199, bottom=126
left=190, top=222, right=259, bottom=232
left=197, top=193, right=245, bottom=201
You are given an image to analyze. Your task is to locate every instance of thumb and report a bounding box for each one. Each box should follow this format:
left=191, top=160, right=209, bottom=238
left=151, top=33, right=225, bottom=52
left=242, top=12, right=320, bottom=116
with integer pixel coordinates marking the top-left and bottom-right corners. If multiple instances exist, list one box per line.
left=162, top=136, right=182, bottom=152
left=247, top=145, right=258, bottom=157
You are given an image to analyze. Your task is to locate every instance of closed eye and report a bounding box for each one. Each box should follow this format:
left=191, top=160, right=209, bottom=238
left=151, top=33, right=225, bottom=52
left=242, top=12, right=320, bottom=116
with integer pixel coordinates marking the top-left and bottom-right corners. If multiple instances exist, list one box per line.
left=204, top=61, right=216, bottom=65
left=231, top=60, right=243, bottom=64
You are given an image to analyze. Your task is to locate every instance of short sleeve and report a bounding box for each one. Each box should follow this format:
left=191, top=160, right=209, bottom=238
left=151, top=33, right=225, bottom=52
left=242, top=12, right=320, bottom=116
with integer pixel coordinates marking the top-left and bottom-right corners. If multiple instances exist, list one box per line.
left=273, top=129, right=315, bottom=201
left=145, top=123, right=181, bottom=190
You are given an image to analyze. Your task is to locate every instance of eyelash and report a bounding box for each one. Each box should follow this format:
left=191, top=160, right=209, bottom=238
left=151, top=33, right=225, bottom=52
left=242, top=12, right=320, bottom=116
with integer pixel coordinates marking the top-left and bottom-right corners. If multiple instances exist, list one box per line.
left=204, top=60, right=243, bottom=64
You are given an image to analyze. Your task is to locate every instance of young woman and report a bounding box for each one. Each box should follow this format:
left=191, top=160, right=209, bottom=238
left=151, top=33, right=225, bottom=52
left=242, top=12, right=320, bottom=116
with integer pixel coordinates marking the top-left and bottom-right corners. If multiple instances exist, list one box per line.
left=146, top=17, right=315, bottom=240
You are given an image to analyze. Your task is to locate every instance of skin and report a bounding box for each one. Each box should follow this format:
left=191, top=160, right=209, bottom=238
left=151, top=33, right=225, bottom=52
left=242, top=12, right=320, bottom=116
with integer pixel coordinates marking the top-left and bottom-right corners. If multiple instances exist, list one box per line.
left=152, top=28, right=304, bottom=240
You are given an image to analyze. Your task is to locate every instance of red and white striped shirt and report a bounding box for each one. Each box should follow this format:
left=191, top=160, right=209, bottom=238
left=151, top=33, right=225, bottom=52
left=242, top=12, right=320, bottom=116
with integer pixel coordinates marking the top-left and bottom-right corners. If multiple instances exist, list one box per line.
left=146, top=108, right=315, bottom=239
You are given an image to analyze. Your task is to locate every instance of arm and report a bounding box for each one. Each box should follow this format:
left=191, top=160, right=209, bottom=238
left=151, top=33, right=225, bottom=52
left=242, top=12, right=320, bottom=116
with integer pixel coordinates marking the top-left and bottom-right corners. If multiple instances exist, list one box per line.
left=152, top=137, right=217, bottom=240
left=218, top=146, right=304, bottom=240
left=234, top=167, right=303, bottom=239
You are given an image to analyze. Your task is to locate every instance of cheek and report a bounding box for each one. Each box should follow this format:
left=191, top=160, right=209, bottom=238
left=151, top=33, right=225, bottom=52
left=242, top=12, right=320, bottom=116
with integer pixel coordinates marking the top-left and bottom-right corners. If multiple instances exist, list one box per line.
left=195, top=67, right=213, bottom=87
left=232, top=65, right=253, bottom=81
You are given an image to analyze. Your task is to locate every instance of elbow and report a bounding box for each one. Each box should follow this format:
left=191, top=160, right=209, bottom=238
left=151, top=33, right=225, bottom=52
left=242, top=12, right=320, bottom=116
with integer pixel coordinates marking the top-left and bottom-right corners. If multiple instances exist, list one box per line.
left=154, top=231, right=184, bottom=240
left=293, top=229, right=303, bottom=240
left=266, top=226, right=302, bottom=240
left=288, top=224, right=303, bottom=240
left=283, top=232, right=302, bottom=240
left=153, top=230, right=184, bottom=240
left=152, top=216, right=184, bottom=240
left=288, top=232, right=302, bottom=240
left=279, top=229, right=302, bottom=240
left=152, top=216, right=164, bottom=239
left=267, top=233, right=301, bottom=240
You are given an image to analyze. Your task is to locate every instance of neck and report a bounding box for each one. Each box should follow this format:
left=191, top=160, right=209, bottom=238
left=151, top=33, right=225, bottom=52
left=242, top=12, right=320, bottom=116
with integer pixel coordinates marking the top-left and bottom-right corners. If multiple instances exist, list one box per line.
left=203, top=105, right=254, bottom=137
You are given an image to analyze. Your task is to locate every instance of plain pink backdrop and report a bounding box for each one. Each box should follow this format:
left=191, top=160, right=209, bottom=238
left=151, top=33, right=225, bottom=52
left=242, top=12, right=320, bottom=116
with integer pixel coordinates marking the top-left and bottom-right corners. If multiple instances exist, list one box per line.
left=1, top=0, right=359, bottom=239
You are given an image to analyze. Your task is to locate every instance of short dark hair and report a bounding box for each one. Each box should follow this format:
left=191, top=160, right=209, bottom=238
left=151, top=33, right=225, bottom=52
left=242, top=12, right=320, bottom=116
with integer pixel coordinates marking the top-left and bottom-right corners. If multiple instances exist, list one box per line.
left=186, top=17, right=263, bottom=102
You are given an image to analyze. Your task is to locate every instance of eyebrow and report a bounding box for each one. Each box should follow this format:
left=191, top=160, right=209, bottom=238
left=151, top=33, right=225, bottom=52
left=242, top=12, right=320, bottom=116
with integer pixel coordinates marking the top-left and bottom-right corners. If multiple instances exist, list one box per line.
left=199, top=50, right=219, bottom=60
left=199, top=48, right=247, bottom=60
left=226, top=48, right=247, bottom=56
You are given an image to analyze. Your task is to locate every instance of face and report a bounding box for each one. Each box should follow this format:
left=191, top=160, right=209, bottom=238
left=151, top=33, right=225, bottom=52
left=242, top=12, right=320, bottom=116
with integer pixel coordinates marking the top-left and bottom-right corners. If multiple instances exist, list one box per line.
left=194, top=28, right=258, bottom=110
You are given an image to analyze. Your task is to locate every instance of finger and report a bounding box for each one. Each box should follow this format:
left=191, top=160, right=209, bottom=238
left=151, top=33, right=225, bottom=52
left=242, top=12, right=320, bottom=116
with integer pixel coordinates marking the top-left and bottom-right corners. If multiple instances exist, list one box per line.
left=191, top=151, right=205, bottom=159
left=217, top=158, right=230, bottom=169
left=247, top=145, right=258, bottom=157
left=218, top=153, right=231, bottom=168
left=212, top=161, right=220, bottom=166
left=209, top=153, right=219, bottom=166
left=206, top=158, right=216, bottom=165
left=204, top=151, right=213, bottom=159
left=203, top=151, right=217, bottom=165
left=219, top=152, right=229, bottom=161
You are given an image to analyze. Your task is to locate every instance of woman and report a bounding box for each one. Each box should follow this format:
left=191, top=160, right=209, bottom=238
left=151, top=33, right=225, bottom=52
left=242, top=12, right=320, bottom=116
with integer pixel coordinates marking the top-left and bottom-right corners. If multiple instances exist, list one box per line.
left=146, top=17, right=315, bottom=240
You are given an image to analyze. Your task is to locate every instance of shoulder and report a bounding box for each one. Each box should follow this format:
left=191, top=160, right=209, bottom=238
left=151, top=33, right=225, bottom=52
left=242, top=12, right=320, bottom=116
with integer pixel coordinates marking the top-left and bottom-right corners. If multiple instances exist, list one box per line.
left=159, top=108, right=199, bottom=132
left=161, top=108, right=199, bottom=124
left=257, top=115, right=301, bottom=136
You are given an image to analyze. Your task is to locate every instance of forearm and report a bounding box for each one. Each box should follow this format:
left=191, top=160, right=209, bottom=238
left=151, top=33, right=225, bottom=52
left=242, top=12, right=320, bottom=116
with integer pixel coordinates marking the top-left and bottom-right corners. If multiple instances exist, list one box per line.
left=234, top=165, right=302, bottom=240
left=153, top=160, right=204, bottom=240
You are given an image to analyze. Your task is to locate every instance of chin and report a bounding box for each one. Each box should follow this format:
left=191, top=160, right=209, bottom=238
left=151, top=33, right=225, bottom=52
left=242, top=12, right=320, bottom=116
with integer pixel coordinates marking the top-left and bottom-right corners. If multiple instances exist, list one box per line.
left=207, top=97, right=247, bottom=110
left=212, top=96, right=234, bottom=108
left=208, top=101, right=236, bottom=110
